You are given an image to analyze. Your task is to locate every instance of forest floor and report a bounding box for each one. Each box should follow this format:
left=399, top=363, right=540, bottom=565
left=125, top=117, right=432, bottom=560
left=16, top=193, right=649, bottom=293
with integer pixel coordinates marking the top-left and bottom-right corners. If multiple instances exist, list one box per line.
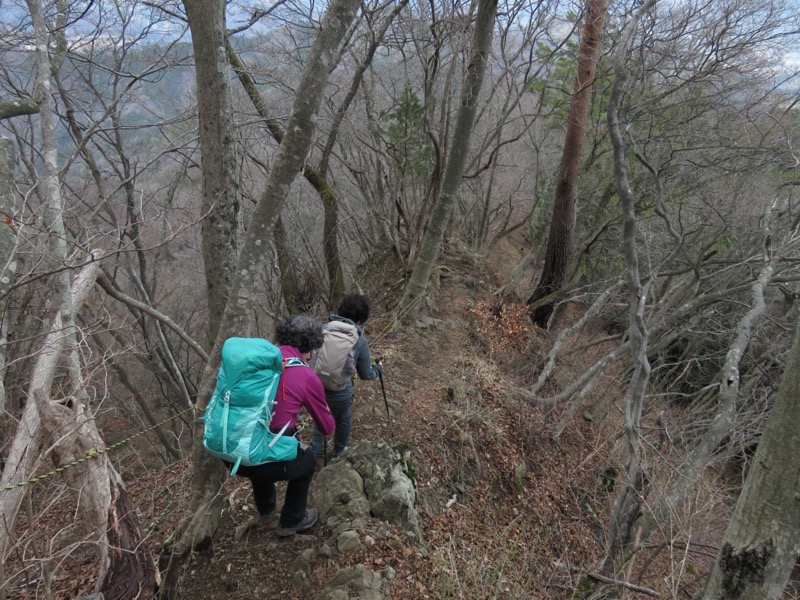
left=143, top=236, right=684, bottom=600
left=10, top=235, right=795, bottom=599
left=151, top=236, right=619, bottom=599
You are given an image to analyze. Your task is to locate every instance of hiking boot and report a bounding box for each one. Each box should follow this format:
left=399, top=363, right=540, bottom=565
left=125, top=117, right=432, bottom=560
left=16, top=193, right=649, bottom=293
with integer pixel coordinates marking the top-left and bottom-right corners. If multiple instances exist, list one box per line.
left=331, top=446, right=349, bottom=459
left=234, top=512, right=274, bottom=541
left=276, top=507, right=318, bottom=537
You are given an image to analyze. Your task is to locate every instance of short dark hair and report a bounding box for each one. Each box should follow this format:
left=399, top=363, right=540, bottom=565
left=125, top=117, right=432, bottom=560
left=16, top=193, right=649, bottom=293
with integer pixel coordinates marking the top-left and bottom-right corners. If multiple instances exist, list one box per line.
left=337, top=294, right=370, bottom=324
left=275, top=315, right=324, bottom=352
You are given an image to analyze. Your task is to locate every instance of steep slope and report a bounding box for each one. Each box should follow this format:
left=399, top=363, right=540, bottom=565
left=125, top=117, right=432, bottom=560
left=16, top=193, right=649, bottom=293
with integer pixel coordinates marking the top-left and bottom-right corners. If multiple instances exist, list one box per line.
left=9, top=236, right=800, bottom=598
left=5, top=236, right=719, bottom=599
left=147, top=237, right=625, bottom=599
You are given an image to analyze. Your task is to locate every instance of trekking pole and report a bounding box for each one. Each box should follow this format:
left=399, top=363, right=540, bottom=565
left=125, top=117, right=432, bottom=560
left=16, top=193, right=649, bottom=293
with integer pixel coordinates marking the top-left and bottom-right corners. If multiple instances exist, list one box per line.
left=323, top=435, right=328, bottom=467
left=377, top=362, right=393, bottom=440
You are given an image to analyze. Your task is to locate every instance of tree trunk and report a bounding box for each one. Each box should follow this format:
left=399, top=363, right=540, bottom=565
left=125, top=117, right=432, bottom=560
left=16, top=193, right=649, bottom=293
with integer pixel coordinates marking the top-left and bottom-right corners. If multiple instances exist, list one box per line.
left=33, top=388, right=156, bottom=599
left=397, top=0, right=499, bottom=324
left=702, top=315, right=800, bottom=600
left=273, top=215, right=302, bottom=313
left=632, top=255, right=774, bottom=546
left=184, top=0, right=241, bottom=343
left=159, top=2, right=361, bottom=595
left=603, top=0, right=657, bottom=569
left=527, top=0, right=607, bottom=329
left=227, top=42, right=344, bottom=313
left=227, top=0, right=405, bottom=314
left=316, top=0, right=410, bottom=309
left=0, top=136, right=17, bottom=416
left=0, top=263, right=102, bottom=576
left=0, top=256, right=156, bottom=598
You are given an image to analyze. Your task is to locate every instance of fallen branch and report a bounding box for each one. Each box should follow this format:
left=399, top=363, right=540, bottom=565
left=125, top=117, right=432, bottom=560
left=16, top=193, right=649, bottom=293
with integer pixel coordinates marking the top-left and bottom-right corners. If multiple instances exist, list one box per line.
left=586, top=572, right=660, bottom=597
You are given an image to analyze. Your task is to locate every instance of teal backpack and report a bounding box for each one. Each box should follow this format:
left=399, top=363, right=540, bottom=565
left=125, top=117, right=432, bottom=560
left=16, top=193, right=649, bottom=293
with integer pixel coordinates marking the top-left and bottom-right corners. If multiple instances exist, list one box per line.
left=202, top=337, right=305, bottom=475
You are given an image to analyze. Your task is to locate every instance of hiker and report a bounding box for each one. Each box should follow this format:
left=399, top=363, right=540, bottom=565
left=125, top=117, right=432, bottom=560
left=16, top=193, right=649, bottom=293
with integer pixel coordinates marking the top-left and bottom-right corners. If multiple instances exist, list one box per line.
left=232, top=315, right=334, bottom=537
left=311, top=294, right=382, bottom=459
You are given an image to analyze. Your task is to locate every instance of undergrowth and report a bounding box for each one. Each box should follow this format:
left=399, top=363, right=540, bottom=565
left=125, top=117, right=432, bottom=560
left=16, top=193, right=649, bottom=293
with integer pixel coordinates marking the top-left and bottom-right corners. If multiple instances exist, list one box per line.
left=431, top=517, right=555, bottom=598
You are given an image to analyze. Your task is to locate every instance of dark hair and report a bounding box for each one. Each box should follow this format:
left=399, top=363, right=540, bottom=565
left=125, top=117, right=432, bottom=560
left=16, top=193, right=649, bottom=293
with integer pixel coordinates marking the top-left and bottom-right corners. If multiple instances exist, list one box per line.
left=337, top=294, right=370, bottom=324
left=275, top=315, right=324, bottom=352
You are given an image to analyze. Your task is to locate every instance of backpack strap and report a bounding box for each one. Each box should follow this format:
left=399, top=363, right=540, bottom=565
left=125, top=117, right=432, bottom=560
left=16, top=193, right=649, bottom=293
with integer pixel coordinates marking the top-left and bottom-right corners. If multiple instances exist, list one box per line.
left=268, top=356, right=309, bottom=443
left=283, top=357, right=308, bottom=368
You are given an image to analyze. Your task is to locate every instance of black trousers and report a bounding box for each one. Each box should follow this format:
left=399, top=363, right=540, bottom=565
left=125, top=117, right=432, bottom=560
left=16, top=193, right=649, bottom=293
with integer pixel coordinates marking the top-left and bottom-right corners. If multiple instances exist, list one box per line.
left=233, top=447, right=316, bottom=528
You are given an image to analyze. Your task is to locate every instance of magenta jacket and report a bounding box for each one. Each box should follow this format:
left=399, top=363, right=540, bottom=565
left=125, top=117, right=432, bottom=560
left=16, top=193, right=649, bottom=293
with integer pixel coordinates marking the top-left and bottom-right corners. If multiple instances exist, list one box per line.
left=271, top=345, right=335, bottom=435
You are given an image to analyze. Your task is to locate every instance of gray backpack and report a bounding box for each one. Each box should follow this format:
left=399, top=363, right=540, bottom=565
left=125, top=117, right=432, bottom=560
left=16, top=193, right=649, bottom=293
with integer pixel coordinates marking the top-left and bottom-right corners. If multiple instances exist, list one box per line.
left=313, top=320, right=359, bottom=391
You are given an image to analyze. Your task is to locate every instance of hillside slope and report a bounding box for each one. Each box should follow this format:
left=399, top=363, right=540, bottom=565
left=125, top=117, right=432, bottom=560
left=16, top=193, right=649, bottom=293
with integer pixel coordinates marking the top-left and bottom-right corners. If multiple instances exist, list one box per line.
left=139, top=237, right=642, bottom=600
left=15, top=237, right=759, bottom=599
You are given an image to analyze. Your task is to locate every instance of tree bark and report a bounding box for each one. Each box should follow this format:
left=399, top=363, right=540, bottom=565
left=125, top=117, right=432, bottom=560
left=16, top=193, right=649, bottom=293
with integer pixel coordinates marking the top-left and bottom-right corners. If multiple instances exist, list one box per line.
left=184, top=0, right=241, bottom=343
left=0, top=99, right=39, bottom=121
left=527, top=0, right=607, bottom=329
left=0, top=255, right=156, bottom=598
left=272, top=215, right=302, bottom=313
left=33, top=388, right=157, bottom=599
left=397, top=0, right=499, bottom=324
left=0, top=137, right=17, bottom=416
left=159, top=3, right=361, bottom=595
left=702, top=314, right=800, bottom=600
left=604, top=0, right=657, bottom=565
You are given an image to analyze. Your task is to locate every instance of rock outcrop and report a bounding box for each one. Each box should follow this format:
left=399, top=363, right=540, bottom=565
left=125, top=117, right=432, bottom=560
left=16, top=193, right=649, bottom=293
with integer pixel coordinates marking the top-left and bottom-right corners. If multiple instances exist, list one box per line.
left=308, top=440, right=421, bottom=599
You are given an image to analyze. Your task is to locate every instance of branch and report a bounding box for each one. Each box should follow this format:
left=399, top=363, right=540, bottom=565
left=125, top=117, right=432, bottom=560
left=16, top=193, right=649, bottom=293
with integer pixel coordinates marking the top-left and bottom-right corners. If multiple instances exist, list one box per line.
left=585, top=572, right=660, bottom=597
left=226, top=1, right=290, bottom=36
left=0, top=98, right=39, bottom=121
left=532, top=278, right=624, bottom=394
left=95, top=273, right=209, bottom=363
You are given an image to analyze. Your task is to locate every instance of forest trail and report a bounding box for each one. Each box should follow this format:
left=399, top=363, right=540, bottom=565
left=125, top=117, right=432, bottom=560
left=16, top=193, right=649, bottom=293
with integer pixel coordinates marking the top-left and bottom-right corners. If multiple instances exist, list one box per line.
left=137, top=237, right=629, bottom=599
left=7, top=236, right=716, bottom=599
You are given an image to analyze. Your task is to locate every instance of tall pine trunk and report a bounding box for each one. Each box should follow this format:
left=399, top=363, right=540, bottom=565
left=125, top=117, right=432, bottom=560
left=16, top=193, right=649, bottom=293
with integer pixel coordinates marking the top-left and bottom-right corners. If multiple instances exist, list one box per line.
left=527, top=0, right=607, bottom=329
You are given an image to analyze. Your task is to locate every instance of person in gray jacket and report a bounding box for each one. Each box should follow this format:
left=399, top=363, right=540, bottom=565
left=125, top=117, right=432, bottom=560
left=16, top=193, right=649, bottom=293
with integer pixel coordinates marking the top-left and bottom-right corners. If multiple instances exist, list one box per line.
left=311, top=294, right=382, bottom=459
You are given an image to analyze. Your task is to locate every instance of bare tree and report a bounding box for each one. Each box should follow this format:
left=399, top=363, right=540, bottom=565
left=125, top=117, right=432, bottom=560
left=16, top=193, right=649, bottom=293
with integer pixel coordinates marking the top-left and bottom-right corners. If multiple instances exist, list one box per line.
left=397, top=0, right=499, bottom=324
left=227, top=0, right=408, bottom=310
left=183, top=0, right=241, bottom=341
left=604, top=0, right=658, bottom=570
left=158, top=1, right=361, bottom=595
left=0, top=255, right=157, bottom=598
left=702, top=311, right=800, bottom=598
left=0, top=1, right=188, bottom=594
left=0, top=136, right=17, bottom=417
left=1, top=0, right=159, bottom=594
left=315, top=0, right=411, bottom=308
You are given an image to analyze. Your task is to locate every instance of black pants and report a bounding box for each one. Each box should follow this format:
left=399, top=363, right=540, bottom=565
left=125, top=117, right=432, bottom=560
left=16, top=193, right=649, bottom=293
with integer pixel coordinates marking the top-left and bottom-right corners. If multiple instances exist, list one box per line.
left=233, top=447, right=316, bottom=528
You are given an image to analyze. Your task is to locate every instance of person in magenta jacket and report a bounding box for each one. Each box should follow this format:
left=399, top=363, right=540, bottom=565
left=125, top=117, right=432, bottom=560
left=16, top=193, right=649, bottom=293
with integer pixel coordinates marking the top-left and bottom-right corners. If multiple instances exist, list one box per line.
left=234, top=315, right=334, bottom=537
